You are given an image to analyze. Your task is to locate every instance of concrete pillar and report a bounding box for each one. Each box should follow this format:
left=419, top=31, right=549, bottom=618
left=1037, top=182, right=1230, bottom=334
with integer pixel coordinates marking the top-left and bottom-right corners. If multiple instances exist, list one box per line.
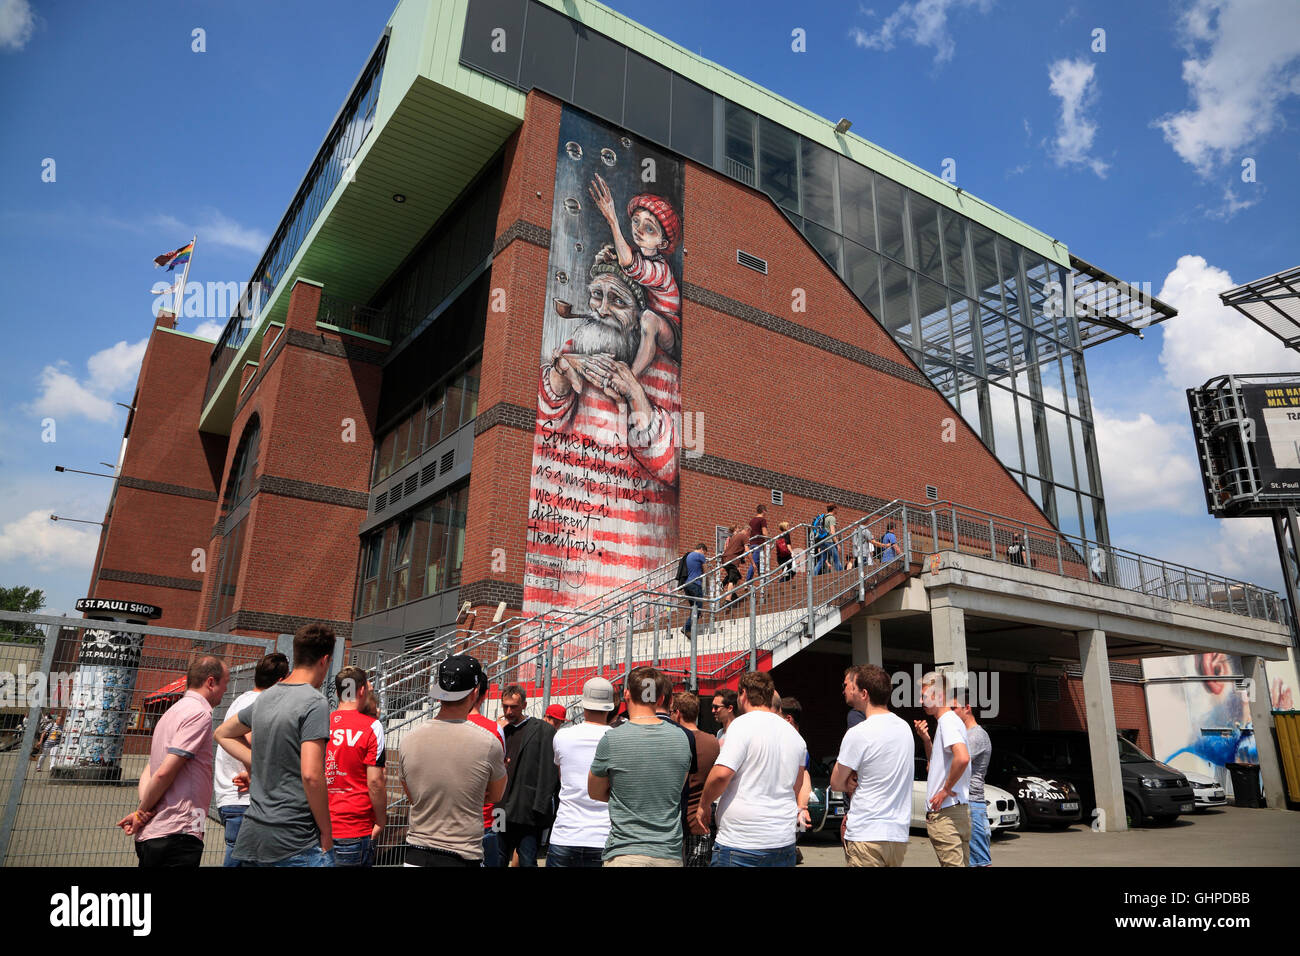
left=851, top=615, right=882, bottom=666
left=930, top=598, right=968, bottom=694
left=1077, top=629, right=1126, bottom=832
left=1241, top=655, right=1286, bottom=809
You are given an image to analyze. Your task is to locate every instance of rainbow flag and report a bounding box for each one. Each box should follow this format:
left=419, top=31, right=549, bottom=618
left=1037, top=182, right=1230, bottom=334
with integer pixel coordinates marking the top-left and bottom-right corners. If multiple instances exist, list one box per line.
left=153, top=240, right=194, bottom=271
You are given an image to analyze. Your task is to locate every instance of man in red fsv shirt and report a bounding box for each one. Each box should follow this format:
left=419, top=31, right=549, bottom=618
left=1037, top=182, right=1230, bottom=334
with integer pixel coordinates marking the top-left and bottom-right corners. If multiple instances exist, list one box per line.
left=326, top=666, right=387, bottom=867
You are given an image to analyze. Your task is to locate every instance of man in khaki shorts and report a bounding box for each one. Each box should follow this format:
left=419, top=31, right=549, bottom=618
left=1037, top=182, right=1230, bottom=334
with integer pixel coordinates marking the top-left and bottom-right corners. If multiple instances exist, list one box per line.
left=914, top=671, right=971, bottom=867
left=831, top=665, right=914, bottom=866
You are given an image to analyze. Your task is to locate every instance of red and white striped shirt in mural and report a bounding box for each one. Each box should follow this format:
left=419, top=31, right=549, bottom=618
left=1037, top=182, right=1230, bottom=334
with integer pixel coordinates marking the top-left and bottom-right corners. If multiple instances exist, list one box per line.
left=624, top=253, right=681, bottom=332
left=523, top=347, right=680, bottom=616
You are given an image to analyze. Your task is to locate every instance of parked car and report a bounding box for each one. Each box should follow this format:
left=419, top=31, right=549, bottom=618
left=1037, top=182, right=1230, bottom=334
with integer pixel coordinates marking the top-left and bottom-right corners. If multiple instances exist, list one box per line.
left=804, top=757, right=849, bottom=834
left=986, top=749, right=1083, bottom=828
left=909, top=758, right=1019, bottom=832
left=1184, top=770, right=1228, bottom=811
left=988, top=729, right=1194, bottom=828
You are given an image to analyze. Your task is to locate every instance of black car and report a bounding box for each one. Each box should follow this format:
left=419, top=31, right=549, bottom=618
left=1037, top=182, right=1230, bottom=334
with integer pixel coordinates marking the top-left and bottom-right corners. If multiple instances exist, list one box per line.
left=985, top=749, right=1083, bottom=828
left=803, top=757, right=849, bottom=836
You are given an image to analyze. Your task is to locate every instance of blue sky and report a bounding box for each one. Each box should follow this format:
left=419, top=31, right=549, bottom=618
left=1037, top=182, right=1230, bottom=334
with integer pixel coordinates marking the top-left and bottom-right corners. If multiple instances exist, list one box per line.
left=1, top=0, right=1297, bottom=617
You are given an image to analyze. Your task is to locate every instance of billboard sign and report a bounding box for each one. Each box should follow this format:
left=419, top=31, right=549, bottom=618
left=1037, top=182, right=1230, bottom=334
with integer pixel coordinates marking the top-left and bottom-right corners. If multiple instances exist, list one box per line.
left=1241, top=383, right=1300, bottom=496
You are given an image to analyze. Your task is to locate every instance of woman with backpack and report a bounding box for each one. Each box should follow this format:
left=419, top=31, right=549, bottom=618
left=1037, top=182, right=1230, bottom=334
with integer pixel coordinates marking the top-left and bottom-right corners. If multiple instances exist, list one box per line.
left=774, top=522, right=795, bottom=582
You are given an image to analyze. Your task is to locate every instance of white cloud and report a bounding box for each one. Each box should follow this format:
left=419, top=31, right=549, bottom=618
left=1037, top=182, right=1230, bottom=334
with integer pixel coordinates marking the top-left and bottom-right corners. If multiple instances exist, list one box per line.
left=0, top=0, right=35, bottom=52
left=25, top=339, right=147, bottom=424
left=1047, top=57, right=1109, bottom=177
left=850, top=0, right=994, bottom=65
left=1204, top=183, right=1263, bottom=221
left=1154, top=0, right=1300, bottom=176
left=1209, top=516, right=1286, bottom=586
left=191, top=320, right=225, bottom=340
left=0, top=509, right=99, bottom=572
left=1091, top=407, right=1202, bottom=514
left=155, top=210, right=269, bottom=256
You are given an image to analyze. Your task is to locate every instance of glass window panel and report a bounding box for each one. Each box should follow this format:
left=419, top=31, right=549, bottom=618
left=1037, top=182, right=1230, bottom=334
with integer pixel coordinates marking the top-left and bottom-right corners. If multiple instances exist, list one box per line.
left=1018, top=392, right=1043, bottom=477
left=1044, top=406, right=1075, bottom=488
left=880, top=259, right=915, bottom=344
left=519, top=3, right=576, bottom=97
left=838, top=156, right=875, bottom=249
left=917, top=276, right=952, bottom=361
left=843, top=240, right=882, bottom=319
left=670, top=74, right=713, bottom=165
left=442, top=377, right=466, bottom=441
left=1055, top=486, right=1082, bottom=539
left=1072, top=418, right=1095, bottom=494
left=997, top=238, right=1022, bottom=323
left=950, top=297, right=978, bottom=373
left=390, top=518, right=413, bottom=606
left=359, top=536, right=378, bottom=616
left=1062, top=351, right=1090, bottom=419
left=925, top=358, right=959, bottom=404
left=758, top=117, right=799, bottom=212
left=410, top=507, right=430, bottom=600
left=801, top=218, right=842, bottom=271
left=1038, top=353, right=1066, bottom=410
left=988, top=384, right=1022, bottom=472
left=573, top=28, right=625, bottom=122
left=423, top=384, right=445, bottom=448
left=461, top=0, right=525, bottom=84
left=909, top=193, right=944, bottom=284
left=426, top=495, right=449, bottom=595
left=970, top=224, right=1001, bottom=311
left=461, top=360, right=481, bottom=425
left=800, top=139, right=839, bottom=230
left=1024, top=476, right=1045, bottom=511
left=940, top=209, right=969, bottom=294
left=624, top=52, right=671, bottom=144
left=1007, top=319, right=1030, bottom=372
left=957, top=374, right=983, bottom=437
left=875, top=177, right=907, bottom=263
left=981, top=309, right=1011, bottom=385
left=375, top=428, right=396, bottom=482
left=1023, top=251, right=1056, bottom=335
left=724, top=102, right=756, bottom=185
left=376, top=523, right=396, bottom=610
left=447, top=486, right=468, bottom=588
left=1081, top=494, right=1098, bottom=544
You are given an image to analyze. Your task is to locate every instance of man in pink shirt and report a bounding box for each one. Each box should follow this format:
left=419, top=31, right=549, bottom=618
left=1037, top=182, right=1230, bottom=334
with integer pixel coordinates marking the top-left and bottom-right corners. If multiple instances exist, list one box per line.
left=118, top=655, right=228, bottom=866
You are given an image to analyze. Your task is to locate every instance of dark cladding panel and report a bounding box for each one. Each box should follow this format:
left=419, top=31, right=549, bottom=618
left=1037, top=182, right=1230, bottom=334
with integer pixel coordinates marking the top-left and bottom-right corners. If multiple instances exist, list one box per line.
left=573, top=26, right=626, bottom=123
left=670, top=73, right=714, bottom=166
left=624, top=51, right=671, bottom=145
left=519, top=1, right=576, bottom=99
left=460, top=0, right=525, bottom=85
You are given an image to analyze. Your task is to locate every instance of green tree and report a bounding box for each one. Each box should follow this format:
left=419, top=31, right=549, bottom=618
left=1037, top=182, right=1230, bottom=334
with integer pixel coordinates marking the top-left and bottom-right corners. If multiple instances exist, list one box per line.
left=1, top=585, right=47, bottom=641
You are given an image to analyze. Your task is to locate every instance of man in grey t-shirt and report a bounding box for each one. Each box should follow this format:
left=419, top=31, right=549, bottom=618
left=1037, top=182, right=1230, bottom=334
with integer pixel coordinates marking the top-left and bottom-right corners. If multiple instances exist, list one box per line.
left=957, top=701, right=992, bottom=868
left=216, top=624, right=335, bottom=866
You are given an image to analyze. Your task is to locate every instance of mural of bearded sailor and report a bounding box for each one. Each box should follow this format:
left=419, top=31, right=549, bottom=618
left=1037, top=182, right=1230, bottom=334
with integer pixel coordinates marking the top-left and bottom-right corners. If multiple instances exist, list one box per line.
left=523, top=106, right=686, bottom=615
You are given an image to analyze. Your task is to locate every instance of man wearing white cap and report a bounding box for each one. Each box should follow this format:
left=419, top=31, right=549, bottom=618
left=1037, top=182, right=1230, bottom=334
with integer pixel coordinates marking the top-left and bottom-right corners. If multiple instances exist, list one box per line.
left=399, top=655, right=506, bottom=867
left=546, top=678, right=616, bottom=867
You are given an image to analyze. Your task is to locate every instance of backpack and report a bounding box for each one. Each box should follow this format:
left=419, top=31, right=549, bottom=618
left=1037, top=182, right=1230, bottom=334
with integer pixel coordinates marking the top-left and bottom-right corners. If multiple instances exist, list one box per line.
left=811, top=513, right=829, bottom=542
left=675, top=552, right=691, bottom=585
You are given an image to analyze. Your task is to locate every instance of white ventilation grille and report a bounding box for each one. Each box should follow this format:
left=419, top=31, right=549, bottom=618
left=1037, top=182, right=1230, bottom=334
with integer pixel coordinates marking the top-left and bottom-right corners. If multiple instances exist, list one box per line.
left=737, top=250, right=768, bottom=274
left=925, top=485, right=939, bottom=501
left=771, top=489, right=784, bottom=506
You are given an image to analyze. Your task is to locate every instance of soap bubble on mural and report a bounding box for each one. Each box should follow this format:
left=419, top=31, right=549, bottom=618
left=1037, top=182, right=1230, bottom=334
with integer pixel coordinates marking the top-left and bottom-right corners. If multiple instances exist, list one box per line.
left=600, top=148, right=617, bottom=167
left=565, top=141, right=583, bottom=161
left=563, top=197, right=581, bottom=215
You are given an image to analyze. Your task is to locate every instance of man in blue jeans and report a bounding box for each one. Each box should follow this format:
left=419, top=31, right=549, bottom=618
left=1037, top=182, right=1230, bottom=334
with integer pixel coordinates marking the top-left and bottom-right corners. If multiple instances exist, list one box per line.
left=813, top=505, right=844, bottom=575
left=697, top=671, right=810, bottom=867
left=680, top=543, right=708, bottom=640
left=744, top=504, right=768, bottom=582
left=957, top=700, right=993, bottom=867
left=212, top=653, right=288, bottom=866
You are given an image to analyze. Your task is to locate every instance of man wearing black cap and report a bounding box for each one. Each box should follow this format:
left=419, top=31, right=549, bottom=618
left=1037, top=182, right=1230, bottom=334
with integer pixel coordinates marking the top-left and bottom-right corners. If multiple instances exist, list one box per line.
left=399, top=655, right=507, bottom=867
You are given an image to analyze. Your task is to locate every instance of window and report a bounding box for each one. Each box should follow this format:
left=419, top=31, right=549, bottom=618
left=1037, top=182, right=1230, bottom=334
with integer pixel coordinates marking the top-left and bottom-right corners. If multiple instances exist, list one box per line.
left=988, top=385, right=1022, bottom=472
left=460, top=0, right=525, bottom=84
left=624, top=52, right=671, bottom=145
left=410, top=507, right=431, bottom=598
left=670, top=74, right=714, bottom=165
left=223, top=419, right=261, bottom=513
left=917, top=277, right=952, bottom=362
left=389, top=518, right=414, bottom=607
left=909, top=193, right=943, bottom=284
left=843, top=240, right=882, bottom=318
left=724, top=102, right=756, bottom=184
left=758, top=117, right=799, bottom=212
left=210, top=517, right=246, bottom=626
left=423, top=385, right=445, bottom=450
left=941, top=209, right=969, bottom=295
left=443, top=376, right=466, bottom=441
left=957, top=373, right=984, bottom=438
left=1054, top=486, right=1082, bottom=539
left=800, top=139, right=839, bottom=230
left=970, top=223, right=1002, bottom=312
left=838, top=156, right=875, bottom=249
left=875, top=177, right=907, bottom=264
left=1072, top=418, right=1095, bottom=494
left=880, top=260, right=914, bottom=343
left=519, top=1, right=576, bottom=98
left=1045, top=406, right=1074, bottom=488
left=998, top=239, right=1023, bottom=323
left=573, top=28, right=625, bottom=122
left=801, top=219, right=842, bottom=272
left=357, top=533, right=382, bottom=616
left=374, top=427, right=396, bottom=483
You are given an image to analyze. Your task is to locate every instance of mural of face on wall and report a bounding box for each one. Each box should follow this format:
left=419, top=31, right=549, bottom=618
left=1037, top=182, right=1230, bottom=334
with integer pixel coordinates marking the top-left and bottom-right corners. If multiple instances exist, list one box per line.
left=523, top=106, right=685, bottom=616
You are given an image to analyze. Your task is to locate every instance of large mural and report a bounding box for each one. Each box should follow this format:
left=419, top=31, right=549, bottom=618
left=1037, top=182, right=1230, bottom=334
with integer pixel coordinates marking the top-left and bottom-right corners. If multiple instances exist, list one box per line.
left=523, top=106, right=684, bottom=616
left=1145, top=652, right=1297, bottom=790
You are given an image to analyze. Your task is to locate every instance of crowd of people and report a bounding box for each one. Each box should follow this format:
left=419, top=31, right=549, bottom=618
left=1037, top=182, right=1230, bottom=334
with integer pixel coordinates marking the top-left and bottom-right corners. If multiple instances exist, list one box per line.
left=119, top=622, right=994, bottom=868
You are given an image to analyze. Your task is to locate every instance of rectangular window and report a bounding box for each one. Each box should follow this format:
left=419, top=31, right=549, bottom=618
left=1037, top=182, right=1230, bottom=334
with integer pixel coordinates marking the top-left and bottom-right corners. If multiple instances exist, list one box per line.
left=670, top=74, right=714, bottom=166
left=389, top=518, right=413, bottom=607
left=941, top=208, right=969, bottom=295
left=1019, top=391, right=1045, bottom=478
left=423, top=384, right=446, bottom=449
left=518, top=1, right=576, bottom=98
left=957, top=373, right=983, bottom=438
left=909, top=193, right=944, bottom=284
left=443, top=376, right=466, bottom=441
left=880, top=259, right=914, bottom=344
left=758, top=117, right=799, bottom=212
left=624, top=51, right=671, bottom=145
left=374, top=429, right=397, bottom=483
left=1044, top=406, right=1074, bottom=488
left=1071, top=417, right=1095, bottom=494
left=988, top=384, right=1022, bottom=472
left=838, top=156, right=875, bottom=249
left=724, top=102, right=757, bottom=185
left=843, top=240, right=882, bottom=319
left=1054, top=486, right=1082, bottom=539
left=375, top=523, right=396, bottom=610
left=1062, top=350, right=1089, bottom=419
left=1038, top=351, right=1066, bottom=410
left=981, top=309, right=1012, bottom=385
left=950, top=296, right=978, bottom=372
left=998, top=238, right=1022, bottom=323
left=446, top=485, right=469, bottom=588
left=875, top=176, right=907, bottom=265
left=573, top=26, right=625, bottom=123
left=410, top=506, right=431, bottom=599
left=917, top=276, right=952, bottom=362
left=970, top=223, right=1002, bottom=312
left=800, top=139, right=839, bottom=230
left=461, top=360, right=482, bottom=426
left=801, top=219, right=842, bottom=272
left=358, top=532, right=381, bottom=616
left=461, top=0, right=526, bottom=85
left=426, top=494, right=450, bottom=595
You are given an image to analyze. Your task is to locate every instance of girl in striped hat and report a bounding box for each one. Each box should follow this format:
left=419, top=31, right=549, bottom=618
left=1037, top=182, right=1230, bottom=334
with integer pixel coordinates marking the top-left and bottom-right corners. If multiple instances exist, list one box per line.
left=589, top=172, right=682, bottom=376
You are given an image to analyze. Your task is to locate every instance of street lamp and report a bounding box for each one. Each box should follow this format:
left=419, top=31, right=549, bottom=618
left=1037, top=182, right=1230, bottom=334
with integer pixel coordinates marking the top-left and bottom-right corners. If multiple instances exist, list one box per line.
left=49, top=515, right=104, bottom=527
left=54, top=465, right=117, bottom=479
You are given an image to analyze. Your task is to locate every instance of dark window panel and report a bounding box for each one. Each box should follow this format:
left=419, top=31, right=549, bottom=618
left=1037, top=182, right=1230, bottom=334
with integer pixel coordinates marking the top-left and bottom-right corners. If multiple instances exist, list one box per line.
left=843, top=239, right=882, bottom=319
left=724, top=101, right=756, bottom=185
left=941, top=208, right=969, bottom=295
left=758, top=116, right=799, bottom=212
left=997, top=238, right=1022, bottom=323
left=460, top=0, right=525, bottom=85
left=801, top=218, right=842, bottom=272
left=909, top=193, right=944, bottom=285
left=624, top=51, right=671, bottom=145
left=875, top=176, right=907, bottom=264
left=880, top=258, right=915, bottom=343
left=573, top=27, right=625, bottom=123
left=917, top=276, right=952, bottom=362
left=800, top=139, right=839, bottom=230
left=670, top=74, right=713, bottom=165
left=838, top=155, right=875, bottom=250
left=1072, top=417, right=1095, bottom=495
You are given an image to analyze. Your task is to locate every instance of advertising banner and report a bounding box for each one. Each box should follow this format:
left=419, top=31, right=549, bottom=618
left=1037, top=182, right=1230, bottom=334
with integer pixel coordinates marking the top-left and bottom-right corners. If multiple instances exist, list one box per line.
left=1241, top=383, right=1300, bottom=498
left=523, top=105, right=685, bottom=616
left=52, top=626, right=145, bottom=780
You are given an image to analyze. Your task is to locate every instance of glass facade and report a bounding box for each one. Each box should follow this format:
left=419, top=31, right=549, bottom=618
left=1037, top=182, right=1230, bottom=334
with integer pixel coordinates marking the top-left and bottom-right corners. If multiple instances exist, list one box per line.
left=459, top=0, right=1108, bottom=544
left=211, top=419, right=261, bottom=626
left=356, top=482, right=470, bottom=616
left=372, top=357, right=482, bottom=484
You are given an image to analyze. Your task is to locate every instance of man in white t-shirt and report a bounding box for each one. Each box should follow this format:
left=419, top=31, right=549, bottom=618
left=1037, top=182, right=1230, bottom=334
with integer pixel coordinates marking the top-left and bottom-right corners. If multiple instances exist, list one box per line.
left=212, top=653, right=288, bottom=867
left=547, top=678, right=616, bottom=867
left=914, top=671, right=971, bottom=867
left=831, top=664, right=914, bottom=867
left=698, top=671, right=808, bottom=867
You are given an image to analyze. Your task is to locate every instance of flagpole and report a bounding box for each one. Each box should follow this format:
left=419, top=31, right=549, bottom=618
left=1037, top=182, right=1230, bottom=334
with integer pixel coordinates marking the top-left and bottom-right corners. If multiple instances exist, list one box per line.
left=174, top=235, right=195, bottom=322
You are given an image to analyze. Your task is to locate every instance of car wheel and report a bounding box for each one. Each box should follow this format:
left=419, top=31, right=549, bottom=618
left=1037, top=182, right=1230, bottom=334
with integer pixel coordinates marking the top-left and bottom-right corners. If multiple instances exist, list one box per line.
left=1125, top=795, right=1145, bottom=829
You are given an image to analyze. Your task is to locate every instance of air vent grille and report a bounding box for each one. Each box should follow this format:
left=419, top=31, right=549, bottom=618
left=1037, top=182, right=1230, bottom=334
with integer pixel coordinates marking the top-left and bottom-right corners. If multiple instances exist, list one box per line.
left=389, top=482, right=404, bottom=505
left=373, top=491, right=387, bottom=513
left=404, top=475, right=418, bottom=497
left=1036, top=677, right=1061, bottom=703
left=925, top=485, right=939, bottom=501
left=420, top=462, right=438, bottom=485
left=737, top=250, right=768, bottom=274
left=440, top=450, right=455, bottom=474
left=771, top=489, right=784, bottom=505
